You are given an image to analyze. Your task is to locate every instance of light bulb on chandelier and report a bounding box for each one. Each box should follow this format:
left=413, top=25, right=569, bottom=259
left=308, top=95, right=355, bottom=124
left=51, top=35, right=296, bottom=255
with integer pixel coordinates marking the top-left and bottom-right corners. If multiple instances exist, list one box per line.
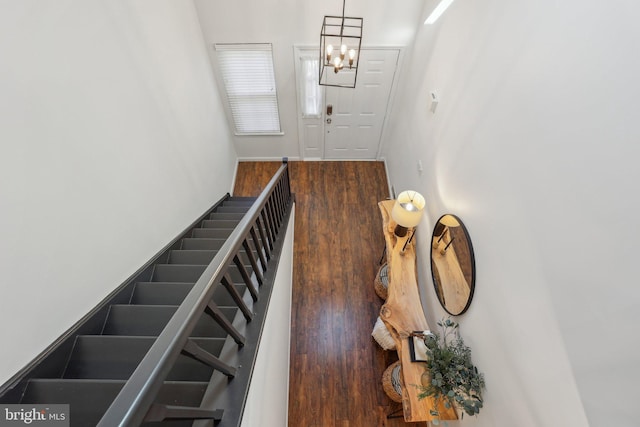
left=332, top=56, right=344, bottom=73
left=326, top=44, right=334, bottom=62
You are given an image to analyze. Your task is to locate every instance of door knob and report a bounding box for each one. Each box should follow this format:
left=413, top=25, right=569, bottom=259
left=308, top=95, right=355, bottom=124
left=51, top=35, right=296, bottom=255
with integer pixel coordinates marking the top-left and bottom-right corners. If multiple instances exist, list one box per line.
left=326, top=118, right=332, bottom=124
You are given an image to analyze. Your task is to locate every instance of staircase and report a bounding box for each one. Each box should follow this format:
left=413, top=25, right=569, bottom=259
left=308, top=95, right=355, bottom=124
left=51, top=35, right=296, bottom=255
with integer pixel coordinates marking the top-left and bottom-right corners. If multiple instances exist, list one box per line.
left=0, top=162, right=293, bottom=427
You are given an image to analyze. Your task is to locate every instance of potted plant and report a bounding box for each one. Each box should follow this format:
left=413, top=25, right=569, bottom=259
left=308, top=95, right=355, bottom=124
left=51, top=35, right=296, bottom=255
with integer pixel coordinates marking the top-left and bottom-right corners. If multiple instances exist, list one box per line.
left=417, top=318, right=485, bottom=424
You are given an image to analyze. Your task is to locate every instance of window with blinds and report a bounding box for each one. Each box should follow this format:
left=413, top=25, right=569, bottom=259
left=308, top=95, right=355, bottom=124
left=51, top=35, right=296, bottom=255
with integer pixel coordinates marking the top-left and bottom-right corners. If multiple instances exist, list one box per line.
left=215, top=43, right=282, bottom=135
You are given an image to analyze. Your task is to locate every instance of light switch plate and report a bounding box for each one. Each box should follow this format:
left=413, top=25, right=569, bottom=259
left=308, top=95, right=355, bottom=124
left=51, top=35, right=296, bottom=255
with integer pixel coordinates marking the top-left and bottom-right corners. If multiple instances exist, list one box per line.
left=429, top=91, right=438, bottom=113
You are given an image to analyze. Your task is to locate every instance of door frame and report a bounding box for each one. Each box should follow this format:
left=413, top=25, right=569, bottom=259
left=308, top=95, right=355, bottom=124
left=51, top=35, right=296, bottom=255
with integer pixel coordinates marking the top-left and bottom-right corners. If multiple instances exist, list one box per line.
left=293, top=45, right=405, bottom=160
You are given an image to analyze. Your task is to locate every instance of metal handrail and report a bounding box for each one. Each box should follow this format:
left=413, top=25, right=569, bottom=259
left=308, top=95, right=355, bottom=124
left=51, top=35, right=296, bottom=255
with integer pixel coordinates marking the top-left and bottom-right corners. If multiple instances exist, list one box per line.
left=98, top=162, right=291, bottom=426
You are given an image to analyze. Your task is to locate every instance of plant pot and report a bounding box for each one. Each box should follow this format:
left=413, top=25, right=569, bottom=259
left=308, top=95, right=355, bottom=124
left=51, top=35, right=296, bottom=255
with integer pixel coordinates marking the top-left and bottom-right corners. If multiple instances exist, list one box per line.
left=420, top=370, right=430, bottom=388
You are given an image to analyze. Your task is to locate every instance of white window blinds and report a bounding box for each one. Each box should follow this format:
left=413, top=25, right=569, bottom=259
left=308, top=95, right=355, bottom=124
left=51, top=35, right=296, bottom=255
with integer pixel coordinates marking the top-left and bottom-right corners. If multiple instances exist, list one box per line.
left=215, top=43, right=282, bottom=135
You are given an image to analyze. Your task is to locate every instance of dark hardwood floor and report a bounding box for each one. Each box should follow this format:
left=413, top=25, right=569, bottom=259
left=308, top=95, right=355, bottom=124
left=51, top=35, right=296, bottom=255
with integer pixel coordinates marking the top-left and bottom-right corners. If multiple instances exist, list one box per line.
left=234, top=161, right=427, bottom=427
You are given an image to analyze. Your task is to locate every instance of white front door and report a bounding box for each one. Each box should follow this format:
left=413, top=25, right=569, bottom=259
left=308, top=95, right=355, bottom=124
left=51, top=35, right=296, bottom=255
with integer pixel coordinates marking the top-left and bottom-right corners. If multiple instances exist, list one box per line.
left=323, top=49, right=399, bottom=159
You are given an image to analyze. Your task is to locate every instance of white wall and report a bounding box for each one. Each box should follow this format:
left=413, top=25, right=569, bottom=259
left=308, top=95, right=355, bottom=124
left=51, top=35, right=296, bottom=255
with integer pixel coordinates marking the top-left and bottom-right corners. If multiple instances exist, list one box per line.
left=241, top=205, right=294, bottom=427
left=193, top=0, right=425, bottom=160
left=382, top=0, right=640, bottom=426
left=0, top=0, right=237, bottom=385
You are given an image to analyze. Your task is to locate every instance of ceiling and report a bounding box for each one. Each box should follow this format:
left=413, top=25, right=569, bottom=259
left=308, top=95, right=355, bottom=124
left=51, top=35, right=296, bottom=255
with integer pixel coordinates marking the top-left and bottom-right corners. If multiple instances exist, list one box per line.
left=194, top=0, right=428, bottom=46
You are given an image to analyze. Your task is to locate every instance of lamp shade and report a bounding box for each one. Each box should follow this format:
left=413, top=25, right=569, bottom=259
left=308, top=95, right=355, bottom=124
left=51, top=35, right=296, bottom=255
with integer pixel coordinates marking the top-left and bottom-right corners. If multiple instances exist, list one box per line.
left=391, top=191, right=425, bottom=228
left=439, top=214, right=460, bottom=228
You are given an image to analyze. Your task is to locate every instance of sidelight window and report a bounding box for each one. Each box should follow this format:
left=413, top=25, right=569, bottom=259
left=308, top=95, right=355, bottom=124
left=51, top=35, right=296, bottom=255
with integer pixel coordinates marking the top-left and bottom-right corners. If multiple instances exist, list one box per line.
left=299, top=56, right=322, bottom=118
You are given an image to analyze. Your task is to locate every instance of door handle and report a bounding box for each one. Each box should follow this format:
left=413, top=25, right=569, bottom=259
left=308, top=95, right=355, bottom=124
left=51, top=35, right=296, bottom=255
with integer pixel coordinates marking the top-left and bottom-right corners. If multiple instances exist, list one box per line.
left=326, top=104, right=333, bottom=116
left=326, top=118, right=332, bottom=124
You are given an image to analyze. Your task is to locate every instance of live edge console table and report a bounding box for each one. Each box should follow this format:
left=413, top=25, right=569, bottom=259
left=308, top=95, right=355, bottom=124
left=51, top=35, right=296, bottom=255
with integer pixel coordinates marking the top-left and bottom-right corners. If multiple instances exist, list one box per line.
left=378, top=200, right=457, bottom=423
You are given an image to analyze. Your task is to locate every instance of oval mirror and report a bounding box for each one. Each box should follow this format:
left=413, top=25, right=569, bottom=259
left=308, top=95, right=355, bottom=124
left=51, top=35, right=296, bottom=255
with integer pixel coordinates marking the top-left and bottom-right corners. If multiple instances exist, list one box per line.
left=430, top=214, right=476, bottom=316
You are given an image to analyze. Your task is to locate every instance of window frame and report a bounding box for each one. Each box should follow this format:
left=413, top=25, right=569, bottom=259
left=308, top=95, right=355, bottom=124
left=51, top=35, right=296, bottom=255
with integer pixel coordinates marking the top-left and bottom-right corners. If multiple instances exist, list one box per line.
left=214, top=43, right=283, bottom=136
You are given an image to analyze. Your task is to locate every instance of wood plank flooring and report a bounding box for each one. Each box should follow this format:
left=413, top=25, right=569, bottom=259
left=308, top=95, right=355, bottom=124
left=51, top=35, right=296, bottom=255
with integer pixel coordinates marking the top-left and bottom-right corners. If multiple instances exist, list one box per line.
left=234, top=161, right=427, bottom=427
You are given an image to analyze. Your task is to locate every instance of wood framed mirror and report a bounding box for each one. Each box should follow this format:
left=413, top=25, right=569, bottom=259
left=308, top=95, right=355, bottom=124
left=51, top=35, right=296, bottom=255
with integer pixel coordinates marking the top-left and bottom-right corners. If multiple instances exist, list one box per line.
left=430, top=214, right=476, bottom=316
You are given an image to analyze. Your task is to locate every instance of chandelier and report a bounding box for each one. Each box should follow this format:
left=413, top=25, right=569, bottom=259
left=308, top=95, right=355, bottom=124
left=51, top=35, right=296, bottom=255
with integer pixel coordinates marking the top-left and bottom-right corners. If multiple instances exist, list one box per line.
left=319, top=0, right=363, bottom=88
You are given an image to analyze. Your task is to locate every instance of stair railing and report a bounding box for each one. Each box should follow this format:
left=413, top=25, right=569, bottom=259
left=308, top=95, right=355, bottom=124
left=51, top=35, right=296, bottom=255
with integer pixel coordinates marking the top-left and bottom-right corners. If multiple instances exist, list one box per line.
left=98, top=160, right=293, bottom=427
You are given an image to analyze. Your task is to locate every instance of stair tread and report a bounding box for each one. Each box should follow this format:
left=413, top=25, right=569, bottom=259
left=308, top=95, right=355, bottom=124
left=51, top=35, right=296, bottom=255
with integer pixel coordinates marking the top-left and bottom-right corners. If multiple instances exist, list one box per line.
left=63, top=336, right=225, bottom=381
left=22, top=379, right=211, bottom=426
left=132, top=282, right=195, bottom=305
left=215, top=206, right=252, bottom=213
left=132, top=281, right=247, bottom=306
left=103, top=304, right=240, bottom=337
left=171, top=249, right=218, bottom=253
left=168, top=250, right=254, bottom=268
left=168, top=249, right=254, bottom=256
left=208, top=213, right=245, bottom=220
left=134, top=281, right=195, bottom=285
left=152, top=264, right=207, bottom=282
left=168, top=250, right=217, bottom=265
left=191, top=228, right=235, bottom=239
left=104, top=304, right=239, bottom=310
left=225, top=197, right=257, bottom=202
left=153, top=264, right=250, bottom=283
left=181, top=237, right=258, bottom=250
left=201, top=219, right=241, bottom=228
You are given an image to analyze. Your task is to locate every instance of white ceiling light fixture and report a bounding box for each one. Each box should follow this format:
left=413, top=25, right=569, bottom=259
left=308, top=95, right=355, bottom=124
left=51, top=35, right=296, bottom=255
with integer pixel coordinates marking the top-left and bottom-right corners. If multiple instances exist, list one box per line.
left=424, top=0, right=455, bottom=25
left=319, top=0, right=363, bottom=88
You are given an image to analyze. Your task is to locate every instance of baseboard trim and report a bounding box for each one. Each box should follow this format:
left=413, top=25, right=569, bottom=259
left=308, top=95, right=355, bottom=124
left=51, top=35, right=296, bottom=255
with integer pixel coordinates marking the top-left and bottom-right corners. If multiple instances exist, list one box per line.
left=237, top=156, right=301, bottom=162
left=379, top=156, right=394, bottom=199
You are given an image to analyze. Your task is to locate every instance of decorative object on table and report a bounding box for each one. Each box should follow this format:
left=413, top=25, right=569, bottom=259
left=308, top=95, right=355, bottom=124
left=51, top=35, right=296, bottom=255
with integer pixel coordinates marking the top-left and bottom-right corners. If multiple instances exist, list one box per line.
left=371, top=317, right=396, bottom=350
left=319, top=0, right=362, bottom=88
left=374, top=262, right=389, bottom=300
left=418, top=318, right=485, bottom=423
left=391, top=190, right=425, bottom=238
left=430, top=214, right=476, bottom=316
left=408, top=330, right=434, bottom=362
left=381, top=361, right=403, bottom=403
